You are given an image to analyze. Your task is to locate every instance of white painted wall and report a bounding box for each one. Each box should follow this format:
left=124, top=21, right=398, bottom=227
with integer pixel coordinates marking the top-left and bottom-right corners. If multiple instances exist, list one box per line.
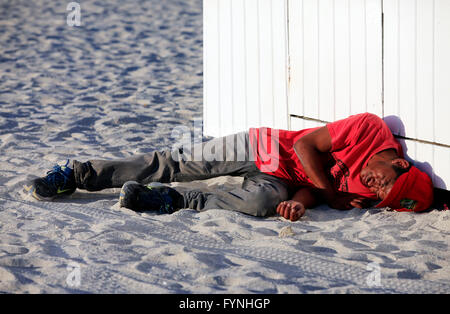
left=203, top=0, right=450, bottom=189
left=383, top=0, right=450, bottom=189
left=203, top=0, right=289, bottom=138
left=288, top=0, right=383, bottom=122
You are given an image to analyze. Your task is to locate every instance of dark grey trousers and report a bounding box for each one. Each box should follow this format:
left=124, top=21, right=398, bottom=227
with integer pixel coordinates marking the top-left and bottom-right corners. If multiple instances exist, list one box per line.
left=72, top=132, right=292, bottom=217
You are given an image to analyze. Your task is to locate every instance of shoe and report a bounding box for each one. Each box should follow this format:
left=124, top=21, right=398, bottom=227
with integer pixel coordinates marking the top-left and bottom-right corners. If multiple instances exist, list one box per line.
left=119, top=181, right=183, bottom=213
left=24, top=160, right=76, bottom=201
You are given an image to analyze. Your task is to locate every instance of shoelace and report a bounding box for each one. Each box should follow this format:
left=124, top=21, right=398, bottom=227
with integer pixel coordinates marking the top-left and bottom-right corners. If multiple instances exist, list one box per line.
left=45, top=160, right=72, bottom=189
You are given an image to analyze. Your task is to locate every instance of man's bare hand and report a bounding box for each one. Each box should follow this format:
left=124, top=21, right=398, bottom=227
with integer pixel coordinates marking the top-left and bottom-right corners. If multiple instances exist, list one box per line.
left=276, top=200, right=306, bottom=222
left=328, top=192, right=372, bottom=210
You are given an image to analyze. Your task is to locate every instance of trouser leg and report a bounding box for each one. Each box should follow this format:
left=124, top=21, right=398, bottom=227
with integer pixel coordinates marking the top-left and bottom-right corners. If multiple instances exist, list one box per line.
left=182, top=172, right=291, bottom=217
left=71, top=131, right=291, bottom=217
left=72, top=131, right=256, bottom=191
left=72, top=150, right=179, bottom=191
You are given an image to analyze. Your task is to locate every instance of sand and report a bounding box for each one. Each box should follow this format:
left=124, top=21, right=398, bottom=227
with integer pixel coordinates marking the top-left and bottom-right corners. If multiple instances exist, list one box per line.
left=0, top=0, right=449, bottom=294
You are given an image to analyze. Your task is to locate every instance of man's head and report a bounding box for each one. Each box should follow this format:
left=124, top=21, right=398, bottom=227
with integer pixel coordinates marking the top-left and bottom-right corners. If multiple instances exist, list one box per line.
left=360, top=158, right=433, bottom=211
left=360, top=158, right=410, bottom=200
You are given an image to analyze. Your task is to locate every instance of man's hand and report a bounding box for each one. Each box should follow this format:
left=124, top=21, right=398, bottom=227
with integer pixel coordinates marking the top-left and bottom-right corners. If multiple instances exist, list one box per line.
left=328, top=192, right=372, bottom=210
left=276, top=200, right=306, bottom=221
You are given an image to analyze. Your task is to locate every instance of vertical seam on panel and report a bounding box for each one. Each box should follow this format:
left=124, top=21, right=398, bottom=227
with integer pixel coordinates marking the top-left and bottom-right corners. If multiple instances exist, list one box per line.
left=432, top=0, right=436, bottom=173
left=414, top=0, right=418, bottom=140
left=432, top=0, right=435, bottom=142
left=381, top=0, right=385, bottom=117
left=286, top=0, right=292, bottom=130
left=332, top=0, right=336, bottom=121
left=348, top=0, right=352, bottom=114
left=257, top=0, right=262, bottom=126
left=243, top=0, right=248, bottom=129
left=396, top=0, right=400, bottom=117
left=230, top=0, right=235, bottom=133
left=271, top=0, right=275, bottom=126
left=217, top=1, right=222, bottom=135
left=203, top=0, right=207, bottom=134
left=302, top=0, right=305, bottom=117
left=317, top=0, right=320, bottom=119
left=364, top=0, right=368, bottom=112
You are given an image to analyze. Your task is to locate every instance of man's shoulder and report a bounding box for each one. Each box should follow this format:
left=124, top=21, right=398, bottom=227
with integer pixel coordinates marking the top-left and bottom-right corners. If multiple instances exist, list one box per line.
left=362, top=112, right=384, bottom=123
left=342, top=112, right=385, bottom=129
left=347, top=112, right=380, bottom=122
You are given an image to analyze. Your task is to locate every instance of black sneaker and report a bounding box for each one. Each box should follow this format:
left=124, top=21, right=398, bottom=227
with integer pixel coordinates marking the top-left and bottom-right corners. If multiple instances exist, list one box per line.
left=24, top=160, right=76, bottom=201
left=119, top=181, right=183, bottom=213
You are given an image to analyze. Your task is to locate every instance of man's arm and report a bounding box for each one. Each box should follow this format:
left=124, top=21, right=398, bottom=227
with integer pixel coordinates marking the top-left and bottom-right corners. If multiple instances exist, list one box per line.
left=292, top=126, right=369, bottom=210
left=292, top=126, right=338, bottom=205
left=276, top=186, right=370, bottom=221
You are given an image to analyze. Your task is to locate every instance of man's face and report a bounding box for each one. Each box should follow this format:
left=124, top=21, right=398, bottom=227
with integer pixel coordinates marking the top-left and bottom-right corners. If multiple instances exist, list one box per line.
left=360, top=160, right=399, bottom=200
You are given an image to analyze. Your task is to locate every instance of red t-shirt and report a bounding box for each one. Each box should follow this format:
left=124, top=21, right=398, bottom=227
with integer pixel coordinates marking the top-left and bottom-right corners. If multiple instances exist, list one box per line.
left=249, top=113, right=403, bottom=198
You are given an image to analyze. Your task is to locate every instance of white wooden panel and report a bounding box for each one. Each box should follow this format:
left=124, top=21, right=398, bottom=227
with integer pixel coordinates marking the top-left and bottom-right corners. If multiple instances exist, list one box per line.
left=288, top=0, right=383, bottom=123
left=399, top=139, right=450, bottom=190
left=382, top=0, right=397, bottom=123
left=244, top=0, right=261, bottom=130
left=384, top=0, right=416, bottom=138
left=318, top=0, right=335, bottom=121
left=290, top=116, right=326, bottom=131
left=203, top=0, right=220, bottom=137
left=334, top=0, right=351, bottom=120
left=302, top=0, right=320, bottom=119
left=433, top=145, right=450, bottom=190
left=259, top=0, right=275, bottom=127
left=203, top=0, right=289, bottom=137
left=218, top=0, right=234, bottom=136
left=383, top=0, right=450, bottom=146
left=365, top=0, right=383, bottom=115
left=230, top=0, right=247, bottom=134
left=271, top=0, right=290, bottom=129
left=287, top=0, right=304, bottom=121
left=349, top=0, right=367, bottom=114
left=434, top=0, right=450, bottom=145
left=416, top=0, right=434, bottom=142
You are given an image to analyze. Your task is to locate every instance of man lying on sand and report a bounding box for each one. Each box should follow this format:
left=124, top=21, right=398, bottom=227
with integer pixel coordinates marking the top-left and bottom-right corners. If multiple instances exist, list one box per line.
left=24, top=113, right=433, bottom=221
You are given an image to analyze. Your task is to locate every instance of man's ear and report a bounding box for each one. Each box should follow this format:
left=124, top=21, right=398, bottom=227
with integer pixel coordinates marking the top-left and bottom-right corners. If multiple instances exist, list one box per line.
left=391, top=158, right=410, bottom=169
